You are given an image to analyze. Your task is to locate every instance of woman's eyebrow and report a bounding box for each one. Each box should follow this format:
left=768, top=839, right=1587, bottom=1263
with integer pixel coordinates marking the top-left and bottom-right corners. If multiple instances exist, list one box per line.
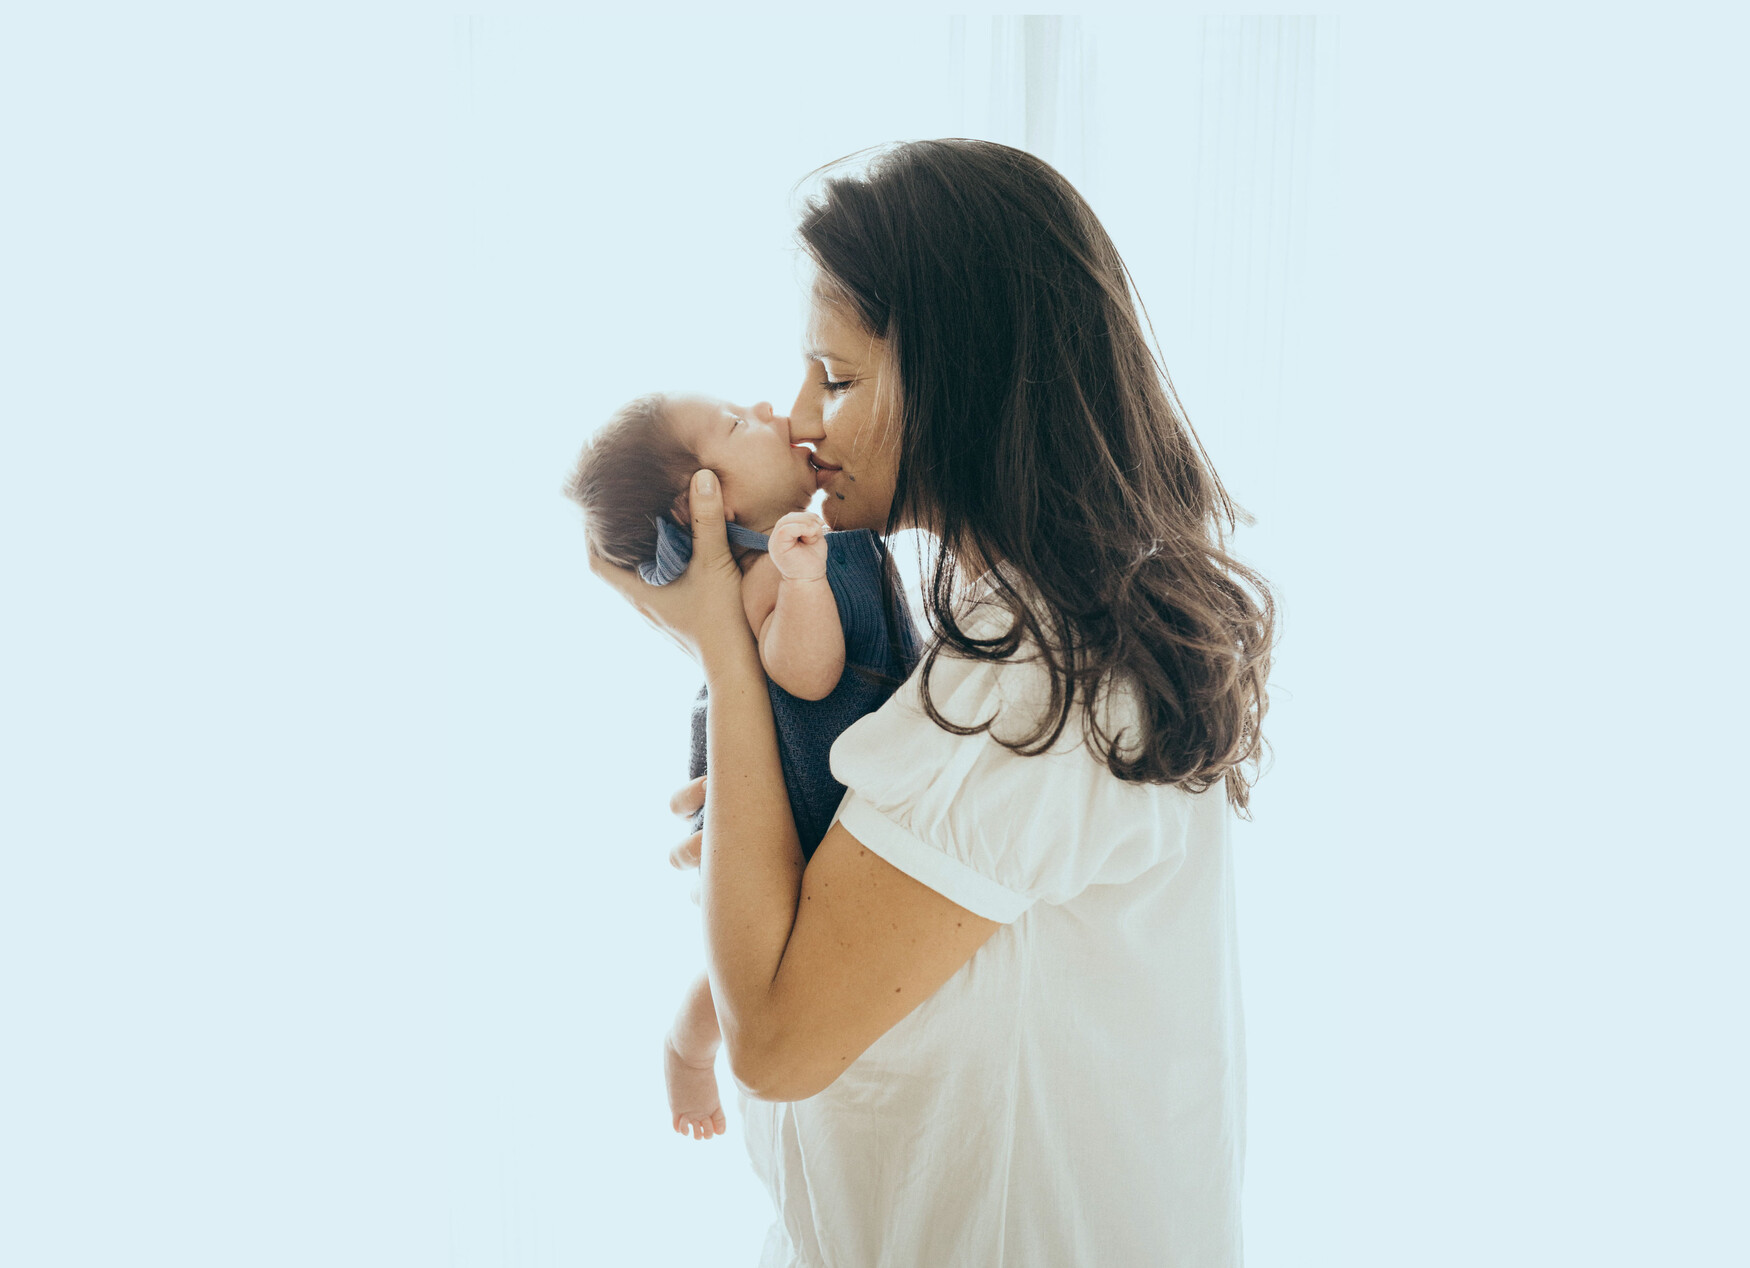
left=803, top=345, right=844, bottom=362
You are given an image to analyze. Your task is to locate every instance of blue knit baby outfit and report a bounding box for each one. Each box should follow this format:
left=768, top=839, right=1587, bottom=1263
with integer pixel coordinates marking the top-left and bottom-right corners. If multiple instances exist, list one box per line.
left=646, top=518, right=920, bottom=859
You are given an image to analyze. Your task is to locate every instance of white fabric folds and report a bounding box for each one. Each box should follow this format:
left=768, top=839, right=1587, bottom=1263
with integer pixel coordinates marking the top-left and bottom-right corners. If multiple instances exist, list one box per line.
left=741, top=577, right=1248, bottom=1267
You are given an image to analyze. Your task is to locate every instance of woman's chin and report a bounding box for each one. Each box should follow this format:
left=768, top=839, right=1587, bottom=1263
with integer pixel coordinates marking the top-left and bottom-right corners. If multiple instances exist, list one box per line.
left=817, top=497, right=850, bottom=532
left=820, top=494, right=894, bottom=536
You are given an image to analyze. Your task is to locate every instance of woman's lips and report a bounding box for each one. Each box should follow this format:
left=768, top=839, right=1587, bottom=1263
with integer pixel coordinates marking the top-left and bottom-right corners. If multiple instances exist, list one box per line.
left=808, top=453, right=843, bottom=489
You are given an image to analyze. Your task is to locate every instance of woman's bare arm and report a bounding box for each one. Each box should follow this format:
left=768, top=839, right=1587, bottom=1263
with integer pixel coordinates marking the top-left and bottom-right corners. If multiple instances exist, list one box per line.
left=591, top=472, right=997, bottom=1103
left=697, top=637, right=999, bottom=1102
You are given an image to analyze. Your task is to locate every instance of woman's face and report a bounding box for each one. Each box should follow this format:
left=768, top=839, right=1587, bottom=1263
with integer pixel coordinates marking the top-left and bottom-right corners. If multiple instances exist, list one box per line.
left=786, top=287, right=904, bottom=534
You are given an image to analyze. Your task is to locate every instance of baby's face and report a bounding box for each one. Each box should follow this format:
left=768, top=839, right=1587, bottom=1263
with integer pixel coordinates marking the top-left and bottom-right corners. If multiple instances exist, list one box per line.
left=668, top=394, right=819, bottom=534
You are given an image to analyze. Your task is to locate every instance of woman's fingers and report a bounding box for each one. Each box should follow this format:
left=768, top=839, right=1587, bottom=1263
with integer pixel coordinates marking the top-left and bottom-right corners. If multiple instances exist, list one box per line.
left=585, top=540, right=696, bottom=656
left=579, top=470, right=749, bottom=667
left=669, top=775, right=707, bottom=818
left=669, top=780, right=705, bottom=872
left=670, top=831, right=702, bottom=871
left=686, top=470, right=732, bottom=571
left=586, top=539, right=658, bottom=615
left=585, top=538, right=631, bottom=589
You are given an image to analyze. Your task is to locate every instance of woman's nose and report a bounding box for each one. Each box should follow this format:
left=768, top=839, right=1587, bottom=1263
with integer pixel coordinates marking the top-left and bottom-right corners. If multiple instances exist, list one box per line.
left=786, top=391, right=824, bottom=443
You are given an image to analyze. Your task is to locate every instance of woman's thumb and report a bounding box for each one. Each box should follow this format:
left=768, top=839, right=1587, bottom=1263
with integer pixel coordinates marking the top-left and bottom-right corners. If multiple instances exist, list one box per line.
left=688, top=469, right=730, bottom=563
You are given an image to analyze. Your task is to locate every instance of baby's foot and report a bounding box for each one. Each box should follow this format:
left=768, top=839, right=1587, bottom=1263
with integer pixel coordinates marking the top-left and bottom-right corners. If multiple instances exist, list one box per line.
left=663, top=1035, right=727, bottom=1141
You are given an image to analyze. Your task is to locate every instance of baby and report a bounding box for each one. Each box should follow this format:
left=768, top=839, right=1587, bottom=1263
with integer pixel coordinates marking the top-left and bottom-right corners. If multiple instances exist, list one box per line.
left=564, top=392, right=920, bottom=1139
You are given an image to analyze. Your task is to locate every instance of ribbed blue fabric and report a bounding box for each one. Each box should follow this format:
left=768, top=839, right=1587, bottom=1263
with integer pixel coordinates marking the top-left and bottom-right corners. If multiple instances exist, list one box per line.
left=639, top=516, right=774, bottom=586
left=686, top=528, right=920, bottom=859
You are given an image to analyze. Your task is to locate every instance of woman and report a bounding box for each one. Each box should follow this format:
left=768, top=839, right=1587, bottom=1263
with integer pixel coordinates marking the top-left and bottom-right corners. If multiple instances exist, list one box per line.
left=590, top=140, right=1274, bottom=1267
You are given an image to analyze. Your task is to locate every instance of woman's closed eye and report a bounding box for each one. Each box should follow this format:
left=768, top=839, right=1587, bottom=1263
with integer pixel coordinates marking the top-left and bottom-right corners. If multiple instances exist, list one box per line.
left=822, top=375, right=854, bottom=394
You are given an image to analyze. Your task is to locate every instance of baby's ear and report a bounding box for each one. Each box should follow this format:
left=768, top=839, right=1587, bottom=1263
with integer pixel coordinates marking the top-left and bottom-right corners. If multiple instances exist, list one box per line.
left=669, top=479, right=733, bottom=525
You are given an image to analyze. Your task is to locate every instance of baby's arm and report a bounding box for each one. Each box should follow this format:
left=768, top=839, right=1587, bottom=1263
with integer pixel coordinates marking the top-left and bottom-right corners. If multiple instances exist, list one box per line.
left=740, top=511, right=845, bottom=701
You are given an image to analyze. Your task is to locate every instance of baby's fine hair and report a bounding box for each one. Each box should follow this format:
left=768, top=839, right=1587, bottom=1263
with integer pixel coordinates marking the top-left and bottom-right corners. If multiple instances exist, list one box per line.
left=562, top=393, right=699, bottom=570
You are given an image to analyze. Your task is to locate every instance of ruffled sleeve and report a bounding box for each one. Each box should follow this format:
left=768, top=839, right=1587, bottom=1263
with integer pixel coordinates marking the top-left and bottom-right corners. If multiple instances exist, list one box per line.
left=827, top=593, right=1191, bottom=923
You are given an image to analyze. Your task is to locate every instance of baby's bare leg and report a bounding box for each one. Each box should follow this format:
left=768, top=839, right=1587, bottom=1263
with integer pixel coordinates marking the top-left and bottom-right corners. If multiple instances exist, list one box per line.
left=663, top=970, right=727, bottom=1140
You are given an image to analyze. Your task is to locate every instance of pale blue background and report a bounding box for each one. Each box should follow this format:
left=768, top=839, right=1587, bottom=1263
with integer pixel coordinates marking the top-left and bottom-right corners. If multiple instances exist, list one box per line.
left=2, top=7, right=1745, bottom=1266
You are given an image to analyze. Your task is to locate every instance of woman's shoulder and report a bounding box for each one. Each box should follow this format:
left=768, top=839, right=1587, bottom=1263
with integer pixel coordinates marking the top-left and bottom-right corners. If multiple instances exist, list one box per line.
left=915, top=571, right=1146, bottom=760
left=834, top=568, right=1160, bottom=818
left=827, top=580, right=1198, bottom=916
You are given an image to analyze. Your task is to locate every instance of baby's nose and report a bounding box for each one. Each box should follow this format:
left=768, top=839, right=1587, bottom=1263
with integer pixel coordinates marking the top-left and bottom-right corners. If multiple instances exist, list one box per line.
left=752, top=401, right=788, bottom=440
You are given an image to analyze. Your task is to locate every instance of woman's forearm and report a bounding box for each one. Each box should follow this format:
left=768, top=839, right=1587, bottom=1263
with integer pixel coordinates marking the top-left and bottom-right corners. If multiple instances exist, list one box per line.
left=697, top=635, right=805, bottom=1073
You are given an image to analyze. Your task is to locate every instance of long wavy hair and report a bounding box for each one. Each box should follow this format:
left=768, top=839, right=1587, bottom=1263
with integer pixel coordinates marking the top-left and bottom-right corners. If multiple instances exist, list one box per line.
left=798, top=139, right=1276, bottom=813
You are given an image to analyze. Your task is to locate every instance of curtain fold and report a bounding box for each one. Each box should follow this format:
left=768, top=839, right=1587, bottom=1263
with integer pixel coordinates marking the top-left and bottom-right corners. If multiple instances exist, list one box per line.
left=950, top=16, right=1097, bottom=197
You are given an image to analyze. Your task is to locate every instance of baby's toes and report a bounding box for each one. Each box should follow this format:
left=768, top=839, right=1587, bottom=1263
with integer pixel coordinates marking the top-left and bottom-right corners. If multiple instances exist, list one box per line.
left=710, top=1108, right=727, bottom=1136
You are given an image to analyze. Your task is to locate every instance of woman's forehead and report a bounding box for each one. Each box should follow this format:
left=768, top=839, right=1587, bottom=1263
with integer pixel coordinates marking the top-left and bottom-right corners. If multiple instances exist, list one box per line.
left=803, top=296, right=876, bottom=364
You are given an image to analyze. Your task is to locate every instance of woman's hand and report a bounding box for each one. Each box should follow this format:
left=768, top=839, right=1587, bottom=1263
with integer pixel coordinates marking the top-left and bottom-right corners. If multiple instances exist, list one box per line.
left=669, top=775, right=705, bottom=873
left=585, top=469, right=755, bottom=666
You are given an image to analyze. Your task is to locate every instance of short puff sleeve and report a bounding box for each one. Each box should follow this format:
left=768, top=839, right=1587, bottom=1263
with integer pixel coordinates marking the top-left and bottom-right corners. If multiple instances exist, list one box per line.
left=827, top=619, right=1190, bottom=924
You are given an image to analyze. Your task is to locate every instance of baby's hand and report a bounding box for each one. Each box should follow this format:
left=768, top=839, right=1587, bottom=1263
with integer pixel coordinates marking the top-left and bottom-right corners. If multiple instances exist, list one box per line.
left=768, top=511, right=829, bottom=582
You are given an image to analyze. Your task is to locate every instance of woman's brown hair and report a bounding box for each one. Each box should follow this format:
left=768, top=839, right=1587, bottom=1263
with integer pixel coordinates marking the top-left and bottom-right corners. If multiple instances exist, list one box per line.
left=798, top=139, right=1276, bottom=813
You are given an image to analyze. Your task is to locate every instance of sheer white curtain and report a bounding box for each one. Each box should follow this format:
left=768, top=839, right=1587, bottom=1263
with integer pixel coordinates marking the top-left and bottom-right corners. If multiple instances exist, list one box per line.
left=948, top=16, right=1337, bottom=508
left=1182, top=17, right=1332, bottom=505
left=950, top=16, right=1098, bottom=196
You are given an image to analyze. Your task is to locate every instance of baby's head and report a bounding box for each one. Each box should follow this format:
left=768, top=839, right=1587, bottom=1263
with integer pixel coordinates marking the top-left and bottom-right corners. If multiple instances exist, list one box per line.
left=563, top=392, right=819, bottom=573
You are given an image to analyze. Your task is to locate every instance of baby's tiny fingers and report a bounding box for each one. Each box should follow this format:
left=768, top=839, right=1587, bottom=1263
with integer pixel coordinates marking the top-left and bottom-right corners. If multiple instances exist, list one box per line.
left=775, top=510, right=825, bottom=533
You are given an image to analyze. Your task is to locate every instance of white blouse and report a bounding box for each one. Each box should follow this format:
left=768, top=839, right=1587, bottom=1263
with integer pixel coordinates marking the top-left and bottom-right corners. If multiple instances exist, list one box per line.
left=738, top=576, right=1246, bottom=1267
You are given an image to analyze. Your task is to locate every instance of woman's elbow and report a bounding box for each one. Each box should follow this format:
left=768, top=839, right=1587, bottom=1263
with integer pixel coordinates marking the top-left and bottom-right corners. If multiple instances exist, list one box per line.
left=725, top=1036, right=833, bottom=1103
